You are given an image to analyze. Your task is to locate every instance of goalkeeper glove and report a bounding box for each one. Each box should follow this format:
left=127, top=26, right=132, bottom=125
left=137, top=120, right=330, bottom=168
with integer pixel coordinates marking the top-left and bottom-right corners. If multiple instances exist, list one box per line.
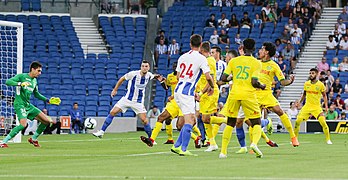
left=47, top=97, right=61, bottom=105
left=19, top=82, right=31, bottom=87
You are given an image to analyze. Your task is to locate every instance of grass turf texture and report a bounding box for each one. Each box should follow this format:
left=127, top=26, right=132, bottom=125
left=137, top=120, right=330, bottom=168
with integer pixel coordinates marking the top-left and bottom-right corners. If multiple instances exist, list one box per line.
left=1, top=132, right=347, bottom=180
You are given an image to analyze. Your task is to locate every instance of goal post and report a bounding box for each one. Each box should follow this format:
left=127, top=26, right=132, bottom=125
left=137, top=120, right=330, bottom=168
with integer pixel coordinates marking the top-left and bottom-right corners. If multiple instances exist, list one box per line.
left=0, top=20, right=23, bottom=143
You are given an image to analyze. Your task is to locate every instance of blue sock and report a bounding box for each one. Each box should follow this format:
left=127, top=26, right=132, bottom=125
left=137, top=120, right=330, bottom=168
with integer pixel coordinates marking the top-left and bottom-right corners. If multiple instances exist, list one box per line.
left=261, top=118, right=269, bottom=128
left=197, top=115, right=206, bottom=141
left=181, top=124, right=193, bottom=152
left=101, top=114, right=114, bottom=131
left=143, top=123, right=152, bottom=138
left=236, top=127, right=246, bottom=147
left=174, top=129, right=184, bottom=148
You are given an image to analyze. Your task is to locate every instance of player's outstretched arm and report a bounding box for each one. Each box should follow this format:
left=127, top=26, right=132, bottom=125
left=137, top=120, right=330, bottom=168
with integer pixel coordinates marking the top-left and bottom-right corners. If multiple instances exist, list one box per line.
left=5, top=74, right=27, bottom=86
left=154, top=74, right=168, bottom=90
left=111, top=76, right=126, bottom=98
left=280, top=74, right=295, bottom=86
left=251, top=78, right=266, bottom=90
left=33, top=86, right=48, bottom=102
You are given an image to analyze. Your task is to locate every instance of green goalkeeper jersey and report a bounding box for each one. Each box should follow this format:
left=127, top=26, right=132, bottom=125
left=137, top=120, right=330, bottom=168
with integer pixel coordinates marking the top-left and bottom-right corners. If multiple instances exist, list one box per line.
left=6, top=73, right=47, bottom=107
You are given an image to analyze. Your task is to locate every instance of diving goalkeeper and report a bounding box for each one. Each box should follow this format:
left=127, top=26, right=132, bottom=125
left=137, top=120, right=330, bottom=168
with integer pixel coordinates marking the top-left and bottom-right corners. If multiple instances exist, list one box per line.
left=0, top=61, right=61, bottom=148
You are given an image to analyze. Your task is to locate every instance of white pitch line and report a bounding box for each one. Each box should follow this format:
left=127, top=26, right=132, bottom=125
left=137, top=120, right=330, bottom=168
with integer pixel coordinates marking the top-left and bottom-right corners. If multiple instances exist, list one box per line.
left=0, top=174, right=342, bottom=180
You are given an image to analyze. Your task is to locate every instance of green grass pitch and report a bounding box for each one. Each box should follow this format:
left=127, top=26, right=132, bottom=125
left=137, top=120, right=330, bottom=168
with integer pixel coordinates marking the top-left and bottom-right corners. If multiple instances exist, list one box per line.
left=1, top=132, right=348, bottom=180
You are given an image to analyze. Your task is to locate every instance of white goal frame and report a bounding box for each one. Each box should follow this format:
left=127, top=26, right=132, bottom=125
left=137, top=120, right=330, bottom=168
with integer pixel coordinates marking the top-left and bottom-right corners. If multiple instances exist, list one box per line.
left=0, top=20, right=23, bottom=143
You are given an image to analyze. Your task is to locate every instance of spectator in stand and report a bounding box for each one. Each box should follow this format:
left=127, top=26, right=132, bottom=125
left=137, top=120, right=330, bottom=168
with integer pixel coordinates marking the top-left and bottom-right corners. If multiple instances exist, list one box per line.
left=220, top=87, right=228, bottom=98
left=340, top=112, right=348, bottom=120
left=293, top=2, right=304, bottom=18
left=218, top=13, right=230, bottom=28
left=308, top=0, right=321, bottom=19
left=344, top=80, right=348, bottom=93
left=213, top=0, right=223, bottom=7
left=279, top=29, right=290, bottom=44
left=326, top=104, right=338, bottom=120
left=234, top=34, right=242, bottom=45
left=274, top=2, right=282, bottom=19
left=209, top=30, right=219, bottom=45
left=277, top=56, right=287, bottom=74
left=334, top=94, right=345, bottom=111
left=338, top=18, right=347, bottom=35
left=339, top=56, right=348, bottom=72
left=281, top=2, right=293, bottom=18
left=290, top=24, right=303, bottom=38
left=222, top=45, right=229, bottom=59
left=327, top=91, right=335, bottom=105
left=261, top=4, right=271, bottom=15
left=285, top=18, right=294, bottom=31
left=326, top=70, right=335, bottom=88
left=268, top=7, right=278, bottom=27
left=303, top=7, right=314, bottom=28
left=297, top=18, right=309, bottom=40
left=253, top=13, right=262, bottom=29
left=331, top=78, right=343, bottom=94
left=317, top=57, right=329, bottom=73
left=339, top=35, right=348, bottom=50
left=229, top=13, right=239, bottom=28
left=100, top=0, right=111, bottom=13
left=330, top=57, right=339, bottom=72
left=281, top=42, right=296, bottom=70
left=275, top=38, right=284, bottom=54
left=219, top=29, right=230, bottom=45
left=236, top=0, right=247, bottom=6
left=290, top=31, right=301, bottom=45
left=146, top=105, right=160, bottom=121
left=326, top=35, right=338, bottom=50
left=287, top=101, right=299, bottom=120
left=206, top=14, right=218, bottom=28
left=332, top=30, right=341, bottom=43
left=43, top=108, right=61, bottom=135
left=155, top=38, right=167, bottom=64
left=240, top=12, right=252, bottom=29
left=154, top=30, right=169, bottom=45
left=129, top=0, right=141, bottom=14
left=225, top=0, right=233, bottom=7
left=332, top=24, right=345, bottom=37
left=338, top=8, right=348, bottom=24
left=167, top=39, right=180, bottom=56
left=260, top=10, right=270, bottom=24
left=70, top=102, right=84, bottom=134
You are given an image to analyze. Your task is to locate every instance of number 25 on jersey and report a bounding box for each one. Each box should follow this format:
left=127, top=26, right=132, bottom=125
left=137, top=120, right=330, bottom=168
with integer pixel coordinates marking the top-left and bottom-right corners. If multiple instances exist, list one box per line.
left=179, top=63, right=194, bottom=79
left=236, top=66, right=250, bottom=80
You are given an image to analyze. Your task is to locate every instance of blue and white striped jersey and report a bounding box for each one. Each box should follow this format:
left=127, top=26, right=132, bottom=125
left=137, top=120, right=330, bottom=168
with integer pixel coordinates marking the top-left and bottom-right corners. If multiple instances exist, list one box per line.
left=216, top=60, right=226, bottom=81
left=124, top=70, right=154, bottom=103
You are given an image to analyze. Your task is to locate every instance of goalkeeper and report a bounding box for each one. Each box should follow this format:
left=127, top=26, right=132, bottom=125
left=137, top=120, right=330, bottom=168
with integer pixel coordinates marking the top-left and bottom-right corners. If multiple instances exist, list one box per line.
left=0, top=61, right=61, bottom=148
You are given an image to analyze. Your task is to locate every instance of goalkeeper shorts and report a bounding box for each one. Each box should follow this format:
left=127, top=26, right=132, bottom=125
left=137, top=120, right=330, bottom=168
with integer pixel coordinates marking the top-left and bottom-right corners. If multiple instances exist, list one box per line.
left=15, top=103, right=42, bottom=120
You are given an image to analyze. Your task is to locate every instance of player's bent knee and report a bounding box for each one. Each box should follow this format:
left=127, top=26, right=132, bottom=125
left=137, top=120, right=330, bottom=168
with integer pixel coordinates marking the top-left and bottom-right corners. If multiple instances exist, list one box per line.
left=19, top=119, right=28, bottom=127
left=227, top=117, right=236, bottom=127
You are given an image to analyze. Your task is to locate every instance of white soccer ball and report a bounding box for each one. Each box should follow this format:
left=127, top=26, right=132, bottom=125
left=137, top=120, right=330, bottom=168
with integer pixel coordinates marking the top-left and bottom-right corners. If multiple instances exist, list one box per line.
left=84, top=118, right=97, bottom=130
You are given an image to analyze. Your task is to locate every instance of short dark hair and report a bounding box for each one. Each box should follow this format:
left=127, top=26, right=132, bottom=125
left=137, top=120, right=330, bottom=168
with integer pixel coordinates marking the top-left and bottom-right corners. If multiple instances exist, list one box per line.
left=228, top=49, right=238, bottom=57
left=243, top=12, right=248, bottom=15
left=310, top=68, right=319, bottom=73
left=190, top=34, right=202, bottom=48
left=142, top=60, right=150, bottom=65
left=201, top=41, right=211, bottom=53
left=73, top=102, right=78, bottom=105
left=243, top=38, right=255, bottom=51
left=263, top=42, right=276, bottom=57
left=212, top=46, right=222, bottom=54
left=29, top=61, right=42, bottom=72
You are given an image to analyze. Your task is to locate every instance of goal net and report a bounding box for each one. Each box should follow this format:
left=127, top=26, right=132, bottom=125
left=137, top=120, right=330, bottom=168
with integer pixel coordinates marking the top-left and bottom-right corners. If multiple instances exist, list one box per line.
left=0, top=20, right=23, bottom=143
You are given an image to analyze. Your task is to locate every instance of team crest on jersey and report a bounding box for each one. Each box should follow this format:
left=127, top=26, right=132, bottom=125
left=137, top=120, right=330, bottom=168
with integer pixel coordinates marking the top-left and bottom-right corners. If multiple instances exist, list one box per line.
left=316, top=86, right=319, bottom=91
left=266, top=66, right=272, bottom=70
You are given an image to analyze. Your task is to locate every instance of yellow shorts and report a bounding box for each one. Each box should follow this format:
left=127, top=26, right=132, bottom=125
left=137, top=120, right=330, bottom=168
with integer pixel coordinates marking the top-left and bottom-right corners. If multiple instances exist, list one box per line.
left=165, top=99, right=183, bottom=119
left=297, top=105, right=323, bottom=121
left=256, top=90, right=279, bottom=108
left=199, top=89, right=219, bottom=115
left=224, top=98, right=261, bottom=119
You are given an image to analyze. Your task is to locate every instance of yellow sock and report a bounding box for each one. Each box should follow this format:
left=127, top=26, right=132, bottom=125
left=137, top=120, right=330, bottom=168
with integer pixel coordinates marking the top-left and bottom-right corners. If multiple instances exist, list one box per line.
left=191, top=132, right=197, bottom=140
left=192, top=125, right=201, bottom=137
left=165, top=124, right=173, bottom=140
left=318, top=116, right=331, bottom=141
left=150, top=122, right=163, bottom=141
left=252, top=125, right=262, bottom=145
left=204, top=123, right=216, bottom=145
left=221, top=125, right=233, bottom=155
left=210, top=116, right=227, bottom=124
left=261, top=131, right=269, bottom=142
left=212, top=124, right=220, bottom=138
left=280, top=113, right=296, bottom=138
left=249, top=126, right=253, bottom=144
left=294, top=118, right=301, bottom=139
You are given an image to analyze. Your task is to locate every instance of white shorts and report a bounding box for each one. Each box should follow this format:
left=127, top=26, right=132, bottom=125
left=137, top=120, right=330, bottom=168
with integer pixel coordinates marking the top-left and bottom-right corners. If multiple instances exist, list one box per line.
left=195, top=101, right=200, bottom=111
left=174, top=93, right=195, bottom=115
left=114, top=97, right=147, bottom=114
left=237, top=107, right=245, bottom=119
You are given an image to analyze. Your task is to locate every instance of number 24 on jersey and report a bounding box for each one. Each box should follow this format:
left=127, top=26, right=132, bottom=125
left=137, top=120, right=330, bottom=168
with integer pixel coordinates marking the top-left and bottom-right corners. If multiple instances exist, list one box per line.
left=179, top=63, right=194, bottom=79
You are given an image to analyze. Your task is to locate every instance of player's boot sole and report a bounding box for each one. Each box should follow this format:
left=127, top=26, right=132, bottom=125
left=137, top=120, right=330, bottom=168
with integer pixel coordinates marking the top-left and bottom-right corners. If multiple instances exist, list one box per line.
left=171, top=146, right=181, bottom=155
left=179, top=150, right=197, bottom=156
left=28, top=138, right=40, bottom=147
left=140, top=136, right=153, bottom=147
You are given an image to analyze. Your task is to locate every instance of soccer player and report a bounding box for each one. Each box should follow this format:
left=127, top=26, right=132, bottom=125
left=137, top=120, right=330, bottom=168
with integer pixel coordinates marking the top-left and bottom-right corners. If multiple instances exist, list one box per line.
left=0, top=61, right=61, bottom=148
left=294, top=68, right=332, bottom=144
left=257, top=42, right=299, bottom=147
left=93, top=60, right=164, bottom=138
left=170, top=34, right=214, bottom=156
left=219, top=38, right=266, bottom=158
left=196, top=41, right=225, bottom=152
left=211, top=46, right=227, bottom=87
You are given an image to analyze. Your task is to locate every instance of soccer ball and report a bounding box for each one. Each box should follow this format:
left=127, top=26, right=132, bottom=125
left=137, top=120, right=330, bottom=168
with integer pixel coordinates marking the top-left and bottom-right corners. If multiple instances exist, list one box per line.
left=84, top=118, right=97, bottom=130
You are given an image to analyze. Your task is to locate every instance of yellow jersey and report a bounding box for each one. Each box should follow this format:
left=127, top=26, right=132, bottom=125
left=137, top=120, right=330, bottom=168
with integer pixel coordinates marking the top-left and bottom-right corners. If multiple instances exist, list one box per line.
left=224, top=55, right=261, bottom=100
left=259, top=60, right=285, bottom=92
left=303, top=80, right=326, bottom=107
left=166, top=72, right=178, bottom=94
left=197, top=56, right=218, bottom=92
